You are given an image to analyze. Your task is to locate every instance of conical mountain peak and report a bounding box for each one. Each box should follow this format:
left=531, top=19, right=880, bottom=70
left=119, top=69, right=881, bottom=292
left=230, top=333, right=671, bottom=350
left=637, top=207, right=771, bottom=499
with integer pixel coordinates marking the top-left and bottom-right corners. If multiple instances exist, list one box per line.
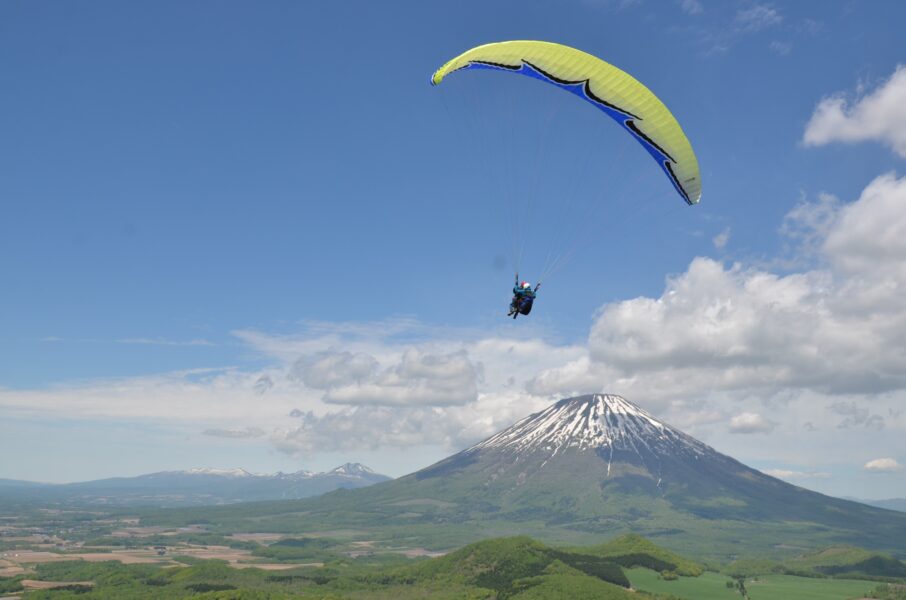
left=470, top=394, right=706, bottom=460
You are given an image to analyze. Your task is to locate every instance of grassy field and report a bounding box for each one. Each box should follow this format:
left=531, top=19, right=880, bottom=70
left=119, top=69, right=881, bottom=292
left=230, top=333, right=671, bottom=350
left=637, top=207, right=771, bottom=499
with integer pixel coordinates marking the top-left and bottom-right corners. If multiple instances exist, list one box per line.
left=628, top=568, right=877, bottom=600
left=747, top=575, right=877, bottom=600
left=628, top=569, right=739, bottom=600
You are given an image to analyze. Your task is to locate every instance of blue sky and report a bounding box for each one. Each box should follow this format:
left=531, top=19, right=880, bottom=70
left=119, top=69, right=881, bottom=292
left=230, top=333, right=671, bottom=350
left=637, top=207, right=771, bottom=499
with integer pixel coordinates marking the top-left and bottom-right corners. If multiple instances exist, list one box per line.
left=2, top=0, right=906, bottom=498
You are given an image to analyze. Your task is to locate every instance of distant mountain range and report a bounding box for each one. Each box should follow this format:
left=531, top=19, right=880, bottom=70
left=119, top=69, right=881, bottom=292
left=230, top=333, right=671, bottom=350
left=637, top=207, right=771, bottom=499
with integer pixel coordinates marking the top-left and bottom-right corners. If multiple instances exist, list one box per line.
left=193, top=394, right=906, bottom=560
left=0, top=463, right=390, bottom=507
left=846, top=497, right=906, bottom=513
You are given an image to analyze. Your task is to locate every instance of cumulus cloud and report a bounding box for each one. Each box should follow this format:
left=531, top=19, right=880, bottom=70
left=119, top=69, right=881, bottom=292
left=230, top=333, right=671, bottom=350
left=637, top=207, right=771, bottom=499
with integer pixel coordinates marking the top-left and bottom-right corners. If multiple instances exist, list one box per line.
left=291, top=351, right=379, bottom=389
left=273, top=391, right=542, bottom=456
left=272, top=407, right=439, bottom=453
left=203, top=427, right=266, bottom=439
left=864, top=458, right=902, bottom=473
left=823, top=173, right=906, bottom=278
left=729, top=412, right=776, bottom=434
left=322, top=349, right=482, bottom=407
left=804, top=66, right=906, bottom=158
left=531, top=172, right=906, bottom=403
left=284, top=348, right=483, bottom=407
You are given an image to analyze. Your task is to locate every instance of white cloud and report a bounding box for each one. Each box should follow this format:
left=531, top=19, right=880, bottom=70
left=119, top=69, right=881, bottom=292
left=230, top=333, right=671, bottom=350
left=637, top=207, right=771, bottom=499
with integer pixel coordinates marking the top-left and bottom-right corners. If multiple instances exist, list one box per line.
left=712, top=227, right=730, bottom=250
left=804, top=66, right=906, bottom=158
left=779, top=192, right=841, bottom=259
left=729, top=412, right=776, bottom=434
left=823, top=172, right=906, bottom=278
left=864, top=458, right=902, bottom=473
left=1, top=318, right=586, bottom=459
left=798, top=18, right=822, bottom=36
left=537, top=173, right=906, bottom=402
left=735, top=5, right=782, bottom=31
left=681, top=3, right=788, bottom=56
left=0, top=367, right=302, bottom=423
left=763, top=469, right=830, bottom=480
left=282, top=346, right=484, bottom=408
left=291, top=351, right=379, bottom=390
left=679, top=0, right=703, bottom=15
left=322, top=349, right=481, bottom=407
left=272, top=391, right=537, bottom=455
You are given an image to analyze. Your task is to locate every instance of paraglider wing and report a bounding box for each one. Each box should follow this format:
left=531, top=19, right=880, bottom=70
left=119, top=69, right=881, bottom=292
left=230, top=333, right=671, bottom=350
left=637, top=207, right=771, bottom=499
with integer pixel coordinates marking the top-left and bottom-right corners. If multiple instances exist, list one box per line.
left=431, top=40, right=701, bottom=205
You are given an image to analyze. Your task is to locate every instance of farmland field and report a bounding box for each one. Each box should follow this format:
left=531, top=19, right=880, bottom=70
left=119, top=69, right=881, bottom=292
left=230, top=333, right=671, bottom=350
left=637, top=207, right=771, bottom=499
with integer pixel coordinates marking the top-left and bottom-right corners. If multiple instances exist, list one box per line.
left=627, top=568, right=877, bottom=600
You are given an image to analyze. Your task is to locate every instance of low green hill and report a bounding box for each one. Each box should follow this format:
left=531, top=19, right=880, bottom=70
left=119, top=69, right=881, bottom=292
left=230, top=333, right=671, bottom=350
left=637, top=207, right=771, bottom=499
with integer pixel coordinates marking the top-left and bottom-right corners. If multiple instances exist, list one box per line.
left=577, top=533, right=704, bottom=576
left=361, top=536, right=675, bottom=599
left=507, top=564, right=642, bottom=599
left=723, top=545, right=906, bottom=581
left=789, top=546, right=906, bottom=579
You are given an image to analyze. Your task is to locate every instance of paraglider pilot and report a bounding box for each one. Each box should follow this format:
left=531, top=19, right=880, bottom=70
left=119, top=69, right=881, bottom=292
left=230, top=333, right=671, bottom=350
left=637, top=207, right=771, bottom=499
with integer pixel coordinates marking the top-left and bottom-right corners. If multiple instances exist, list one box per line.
left=508, top=274, right=540, bottom=318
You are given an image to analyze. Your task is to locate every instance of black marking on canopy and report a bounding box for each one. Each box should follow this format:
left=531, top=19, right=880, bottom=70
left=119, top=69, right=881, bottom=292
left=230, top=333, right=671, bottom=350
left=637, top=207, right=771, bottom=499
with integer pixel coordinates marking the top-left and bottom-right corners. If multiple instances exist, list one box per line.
left=448, top=64, right=472, bottom=75
left=625, top=120, right=676, bottom=164
left=582, top=81, right=641, bottom=120
left=665, top=161, right=693, bottom=205
left=522, top=60, right=641, bottom=120
left=523, top=60, right=584, bottom=85
left=470, top=60, right=522, bottom=71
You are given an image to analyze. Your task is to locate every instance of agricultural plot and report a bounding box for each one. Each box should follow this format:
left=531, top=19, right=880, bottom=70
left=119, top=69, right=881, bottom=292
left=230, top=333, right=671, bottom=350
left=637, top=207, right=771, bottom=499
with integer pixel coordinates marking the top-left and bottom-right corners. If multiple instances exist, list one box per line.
left=627, top=567, right=877, bottom=600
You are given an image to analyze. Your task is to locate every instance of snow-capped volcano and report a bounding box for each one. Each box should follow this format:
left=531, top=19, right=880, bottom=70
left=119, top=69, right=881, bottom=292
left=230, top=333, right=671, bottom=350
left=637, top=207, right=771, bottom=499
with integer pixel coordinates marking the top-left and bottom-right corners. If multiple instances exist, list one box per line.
left=473, top=394, right=709, bottom=460
left=464, top=394, right=721, bottom=484
left=330, top=462, right=376, bottom=476
left=404, top=393, right=906, bottom=533
left=280, top=393, right=906, bottom=558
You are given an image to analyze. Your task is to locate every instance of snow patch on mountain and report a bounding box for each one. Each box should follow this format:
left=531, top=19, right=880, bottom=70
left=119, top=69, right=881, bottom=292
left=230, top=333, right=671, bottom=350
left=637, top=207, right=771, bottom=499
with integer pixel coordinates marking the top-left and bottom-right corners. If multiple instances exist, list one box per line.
left=330, top=463, right=376, bottom=476
left=183, top=467, right=256, bottom=478
left=174, top=463, right=378, bottom=480
left=471, top=394, right=710, bottom=462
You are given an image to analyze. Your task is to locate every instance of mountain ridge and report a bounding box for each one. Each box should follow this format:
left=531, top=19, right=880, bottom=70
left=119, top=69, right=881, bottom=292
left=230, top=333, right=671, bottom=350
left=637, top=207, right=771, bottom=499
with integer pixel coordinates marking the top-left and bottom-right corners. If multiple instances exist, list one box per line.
left=0, top=462, right=390, bottom=507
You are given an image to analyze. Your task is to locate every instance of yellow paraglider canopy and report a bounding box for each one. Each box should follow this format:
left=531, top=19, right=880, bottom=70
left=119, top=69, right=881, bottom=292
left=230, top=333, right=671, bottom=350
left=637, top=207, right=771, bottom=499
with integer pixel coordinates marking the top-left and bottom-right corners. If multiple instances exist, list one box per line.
left=431, top=40, right=701, bottom=205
